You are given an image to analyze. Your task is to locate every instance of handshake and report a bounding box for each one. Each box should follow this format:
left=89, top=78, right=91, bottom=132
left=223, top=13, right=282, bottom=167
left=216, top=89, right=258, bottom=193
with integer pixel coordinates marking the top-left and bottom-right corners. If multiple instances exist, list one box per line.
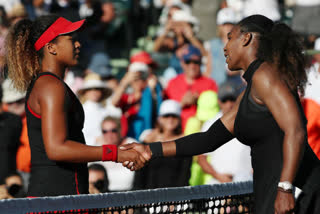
left=117, top=143, right=153, bottom=171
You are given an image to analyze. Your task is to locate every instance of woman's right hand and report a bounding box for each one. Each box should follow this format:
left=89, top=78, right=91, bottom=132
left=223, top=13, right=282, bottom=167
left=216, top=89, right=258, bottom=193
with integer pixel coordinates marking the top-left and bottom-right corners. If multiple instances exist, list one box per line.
left=117, top=148, right=147, bottom=171
left=274, top=190, right=295, bottom=214
left=119, top=143, right=152, bottom=170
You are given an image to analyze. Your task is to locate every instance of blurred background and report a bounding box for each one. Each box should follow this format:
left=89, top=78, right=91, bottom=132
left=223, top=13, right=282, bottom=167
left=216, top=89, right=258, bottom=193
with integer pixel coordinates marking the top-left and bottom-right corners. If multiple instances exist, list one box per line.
left=0, top=0, right=319, bottom=199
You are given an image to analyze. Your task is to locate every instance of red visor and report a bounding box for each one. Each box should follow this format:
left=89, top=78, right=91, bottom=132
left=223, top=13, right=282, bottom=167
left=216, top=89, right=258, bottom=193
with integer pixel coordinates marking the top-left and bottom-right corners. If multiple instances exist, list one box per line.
left=34, top=17, right=85, bottom=51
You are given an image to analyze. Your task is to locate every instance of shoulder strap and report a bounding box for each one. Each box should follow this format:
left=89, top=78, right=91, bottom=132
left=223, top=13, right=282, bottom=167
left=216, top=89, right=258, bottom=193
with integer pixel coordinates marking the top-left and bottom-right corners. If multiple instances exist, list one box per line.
left=242, top=59, right=263, bottom=83
left=25, top=72, right=65, bottom=118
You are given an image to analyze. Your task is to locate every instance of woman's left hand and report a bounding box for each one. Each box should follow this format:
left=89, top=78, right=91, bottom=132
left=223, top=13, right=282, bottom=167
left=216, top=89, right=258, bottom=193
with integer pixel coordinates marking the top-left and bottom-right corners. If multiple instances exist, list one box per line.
left=274, top=190, right=295, bottom=214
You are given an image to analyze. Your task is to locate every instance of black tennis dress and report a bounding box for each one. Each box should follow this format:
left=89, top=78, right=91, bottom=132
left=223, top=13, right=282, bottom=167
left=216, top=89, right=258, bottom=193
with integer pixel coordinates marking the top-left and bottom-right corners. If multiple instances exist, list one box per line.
left=234, top=60, right=320, bottom=213
left=26, top=72, right=88, bottom=197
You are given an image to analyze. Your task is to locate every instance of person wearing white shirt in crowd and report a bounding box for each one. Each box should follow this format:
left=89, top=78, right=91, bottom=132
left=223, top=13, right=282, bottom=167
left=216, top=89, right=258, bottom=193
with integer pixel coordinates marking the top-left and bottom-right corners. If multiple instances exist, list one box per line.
left=199, top=81, right=252, bottom=184
left=78, top=73, right=116, bottom=146
left=91, top=116, right=136, bottom=191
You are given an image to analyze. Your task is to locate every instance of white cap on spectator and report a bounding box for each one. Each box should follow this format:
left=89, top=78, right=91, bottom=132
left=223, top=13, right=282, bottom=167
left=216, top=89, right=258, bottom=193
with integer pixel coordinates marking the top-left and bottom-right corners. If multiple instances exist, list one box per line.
left=168, top=0, right=188, bottom=8
left=216, top=8, right=239, bottom=25
left=172, top=10, right=199, bottom=33
left=159, top=100, right=181, bottom=117
left=128, top=62, right=149, bottom=73
left=172, top=10, right=198, bottom=25
left=2, top=78, right=26, bottom=103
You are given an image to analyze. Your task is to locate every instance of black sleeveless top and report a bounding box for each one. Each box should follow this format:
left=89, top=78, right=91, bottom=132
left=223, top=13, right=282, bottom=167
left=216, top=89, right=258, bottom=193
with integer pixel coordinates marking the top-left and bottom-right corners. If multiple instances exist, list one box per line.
left=234, top=60, right=320, bottom=213
left=26, top=72, right=88, bottom=197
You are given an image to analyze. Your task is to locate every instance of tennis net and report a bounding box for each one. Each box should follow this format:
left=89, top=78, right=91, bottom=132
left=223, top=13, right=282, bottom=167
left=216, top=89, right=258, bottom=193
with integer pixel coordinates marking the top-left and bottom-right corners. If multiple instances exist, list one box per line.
left=0, top=181, right=253, bottom=213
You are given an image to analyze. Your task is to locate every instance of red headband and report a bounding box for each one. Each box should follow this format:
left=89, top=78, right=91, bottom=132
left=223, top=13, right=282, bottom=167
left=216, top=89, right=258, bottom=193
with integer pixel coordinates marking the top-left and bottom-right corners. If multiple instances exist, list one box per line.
left=34, top=17, right=85, bottom=51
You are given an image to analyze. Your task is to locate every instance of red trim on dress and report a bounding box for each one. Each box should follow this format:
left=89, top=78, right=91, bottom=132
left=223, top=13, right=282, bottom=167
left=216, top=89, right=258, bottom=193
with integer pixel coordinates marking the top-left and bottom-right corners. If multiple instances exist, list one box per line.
left=26, top=74, right=61, bottom=119
left=27, top=102, right=41, bottom=118
left=75, top=171, right=80, bottom=195
left=38, top=74, right=60, bottom=80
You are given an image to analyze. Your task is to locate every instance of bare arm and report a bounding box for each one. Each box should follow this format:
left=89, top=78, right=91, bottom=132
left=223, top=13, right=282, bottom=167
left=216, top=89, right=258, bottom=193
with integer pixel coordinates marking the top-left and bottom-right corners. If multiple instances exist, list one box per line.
left=251, top=64, right=303, bottom=213
left=111, top=71, right=139, bottom=107
left=252, top=65, right=305, bottom=183
left=153, top=21, right=174, bottom=52
left=36, top=76, right=144, bottom=167
left=182, top=23, right=208, bottom=57
left=197, top=155, right=233, bottom=183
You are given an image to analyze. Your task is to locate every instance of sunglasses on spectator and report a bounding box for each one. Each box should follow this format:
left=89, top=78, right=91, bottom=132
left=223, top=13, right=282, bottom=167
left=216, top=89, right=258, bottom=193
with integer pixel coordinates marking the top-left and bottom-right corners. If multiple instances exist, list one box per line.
left=184, top=59, right=201, bottom=65
left=102, top=129, right=118, bottom=134
left=87, top=87, right=103, bottom=91
left=7, top=98, right=25, bottom=105
left=162, top=114, right=179, bottom=118
left=220, top=96, right=237, bottom=103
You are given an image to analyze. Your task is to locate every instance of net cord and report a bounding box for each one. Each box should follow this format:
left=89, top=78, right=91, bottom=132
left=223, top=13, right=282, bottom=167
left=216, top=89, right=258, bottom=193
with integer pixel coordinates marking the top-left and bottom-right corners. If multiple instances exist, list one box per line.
left=0, top=181, right=253, bottom=213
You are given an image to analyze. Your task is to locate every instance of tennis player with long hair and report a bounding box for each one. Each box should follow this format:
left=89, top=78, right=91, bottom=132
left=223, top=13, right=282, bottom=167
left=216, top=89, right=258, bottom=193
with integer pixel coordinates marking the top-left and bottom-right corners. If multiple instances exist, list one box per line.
left=121, top=15, right=320, bottom=213
left=5, top=15, right=145, bottom=197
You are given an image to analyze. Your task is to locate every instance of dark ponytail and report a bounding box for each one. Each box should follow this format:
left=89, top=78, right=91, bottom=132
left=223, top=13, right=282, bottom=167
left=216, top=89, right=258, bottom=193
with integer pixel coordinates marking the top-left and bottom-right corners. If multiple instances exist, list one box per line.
left=238, top=15, right=307, bottom=95
left=5, top=15, right=59, bottom=92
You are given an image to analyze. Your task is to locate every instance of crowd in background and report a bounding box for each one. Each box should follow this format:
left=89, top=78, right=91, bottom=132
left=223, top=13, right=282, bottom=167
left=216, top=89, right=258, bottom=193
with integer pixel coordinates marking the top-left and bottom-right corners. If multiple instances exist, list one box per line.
left=0, top=0, right=320, bottom=199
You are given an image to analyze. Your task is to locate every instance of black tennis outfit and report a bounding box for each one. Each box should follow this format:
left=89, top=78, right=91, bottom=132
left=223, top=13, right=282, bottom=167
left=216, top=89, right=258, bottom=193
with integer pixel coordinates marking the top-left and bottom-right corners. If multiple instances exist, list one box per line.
left=234, top=59, right=320, bottom=213
left=26, top=72, right=88, bottom=197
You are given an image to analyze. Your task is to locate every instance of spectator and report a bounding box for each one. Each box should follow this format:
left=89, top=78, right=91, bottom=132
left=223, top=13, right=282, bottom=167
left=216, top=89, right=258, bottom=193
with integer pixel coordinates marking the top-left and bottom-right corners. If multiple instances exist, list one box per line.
left=302, top=37, right=320, bottom=159
left=91, top=116, right=136, bottom=191
left=130, top=51, right=158, bottom=73
left=291, top=0, right=320, bottom=37
left=164, top=44, right=218, bottom=129
left=7, top=3, right=28, bottom=25
left=0, top=0, right=20, bottom=13
left=183, top=90, right=219, bottom=186
left=204, top=7, right=243, bottom=87
left=0, top=82, right=22, bottom=184
left=154, top=8, right=208, bottom=82
left=139, top=99, right=184, bottom=143
left=2, top=79, right=31, bottom=191
left=130, top=51, right=163, bottom=113
left=156, top=0, right=192, bottom=36
left=88, top=164, right=109, bottom=194
left=31, top=0, right=50, bottom=18
left=184, top=90, right=219, bottom=136
left=4, top=172, right=26, bottom=198
left=0, top=172, right=25, bottom=199
left=86, top=52, right=112, bottom=79
left=79, top=0, right=102, bottom=22
left=49, top=0, right=80, bottom=22
left=112, top=62, right=162, bottom=139
left=2, top=79, right=26, bottom=116
left=78, top=73, right=113, bottom=146
left=225, top=0, right=281, bottom=21
left=190, top=0, right=221, bottom=40
left=198, top=81, right=252, bottom=184
left=135, top=100, right=192, bottom=189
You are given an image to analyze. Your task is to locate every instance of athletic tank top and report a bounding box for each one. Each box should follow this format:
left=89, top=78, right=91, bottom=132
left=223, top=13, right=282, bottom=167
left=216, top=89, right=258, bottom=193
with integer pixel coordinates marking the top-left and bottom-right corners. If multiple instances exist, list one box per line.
left=26, top=72, right=88, bottom=197
left=233, top=60, right=320, bottom=213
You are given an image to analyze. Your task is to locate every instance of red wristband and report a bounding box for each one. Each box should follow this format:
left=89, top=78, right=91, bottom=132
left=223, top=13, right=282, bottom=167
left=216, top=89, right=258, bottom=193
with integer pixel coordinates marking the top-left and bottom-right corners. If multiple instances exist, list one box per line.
left=102, top=145, right=118, bottom=162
